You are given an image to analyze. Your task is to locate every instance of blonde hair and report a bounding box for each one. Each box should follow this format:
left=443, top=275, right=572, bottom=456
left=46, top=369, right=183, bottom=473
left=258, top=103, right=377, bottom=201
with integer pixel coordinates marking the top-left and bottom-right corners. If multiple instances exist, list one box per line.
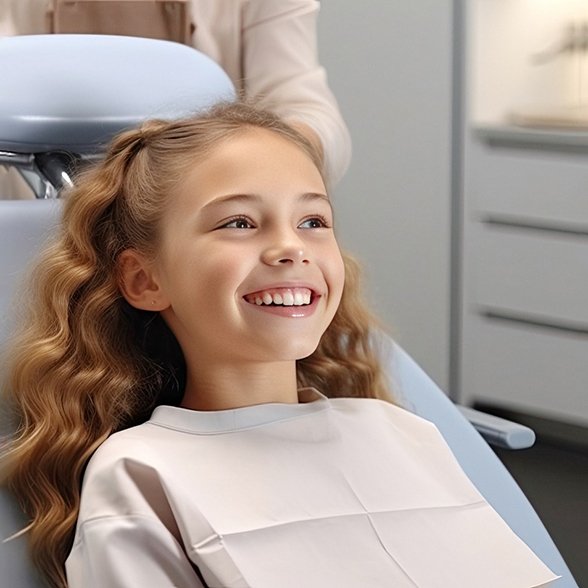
left=0, top=102, right=390, bottom=588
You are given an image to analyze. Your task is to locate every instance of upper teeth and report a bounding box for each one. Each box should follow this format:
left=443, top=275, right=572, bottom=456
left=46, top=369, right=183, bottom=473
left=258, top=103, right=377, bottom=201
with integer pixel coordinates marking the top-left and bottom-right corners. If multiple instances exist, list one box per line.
left=246, top=288, right=312, bottom=306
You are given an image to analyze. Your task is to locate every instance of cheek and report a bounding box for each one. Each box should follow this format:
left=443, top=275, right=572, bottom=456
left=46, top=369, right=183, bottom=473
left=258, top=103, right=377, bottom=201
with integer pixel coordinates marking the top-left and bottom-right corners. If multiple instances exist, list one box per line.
left=203, top=247, right=250, bottom=288
left=185, top=248, right=252, bottom=319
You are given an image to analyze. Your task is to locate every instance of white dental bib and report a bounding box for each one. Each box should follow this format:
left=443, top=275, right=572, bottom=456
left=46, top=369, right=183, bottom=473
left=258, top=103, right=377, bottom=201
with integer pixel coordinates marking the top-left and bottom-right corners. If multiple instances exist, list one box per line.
left=66, top=389, right=557, bottom=588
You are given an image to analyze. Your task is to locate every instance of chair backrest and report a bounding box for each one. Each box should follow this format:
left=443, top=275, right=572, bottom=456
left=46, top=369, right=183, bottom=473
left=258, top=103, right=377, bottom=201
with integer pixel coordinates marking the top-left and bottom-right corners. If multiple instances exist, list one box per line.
left=0, top=201, right=62, bottom=588
left=0, top=201, right=63, bottom=349
left=0, top=201, right=578, bottom=587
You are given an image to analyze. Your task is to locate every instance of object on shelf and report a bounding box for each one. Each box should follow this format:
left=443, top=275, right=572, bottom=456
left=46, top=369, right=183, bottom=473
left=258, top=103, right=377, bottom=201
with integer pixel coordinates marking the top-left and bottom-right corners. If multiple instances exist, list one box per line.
left=508, top=106, right=588, bottom=129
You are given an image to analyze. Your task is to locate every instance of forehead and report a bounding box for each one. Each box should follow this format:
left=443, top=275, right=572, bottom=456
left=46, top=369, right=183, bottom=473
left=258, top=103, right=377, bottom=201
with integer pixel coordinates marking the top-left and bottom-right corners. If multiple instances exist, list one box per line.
left=200, top=127, right=320, bottom=174
left=173, top=128, right=326, bottom=205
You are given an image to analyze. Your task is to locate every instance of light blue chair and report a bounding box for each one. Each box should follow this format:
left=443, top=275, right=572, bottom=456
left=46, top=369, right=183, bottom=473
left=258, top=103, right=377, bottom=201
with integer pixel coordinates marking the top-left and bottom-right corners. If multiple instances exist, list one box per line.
left=0, top=201, right=63, bottom=588
left=0, top=35, right=578, bottom=587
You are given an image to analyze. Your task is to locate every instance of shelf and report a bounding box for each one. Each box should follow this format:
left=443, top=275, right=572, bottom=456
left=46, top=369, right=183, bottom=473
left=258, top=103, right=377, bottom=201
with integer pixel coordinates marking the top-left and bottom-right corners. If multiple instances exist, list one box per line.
left=473, top=125, right=588, bottom=152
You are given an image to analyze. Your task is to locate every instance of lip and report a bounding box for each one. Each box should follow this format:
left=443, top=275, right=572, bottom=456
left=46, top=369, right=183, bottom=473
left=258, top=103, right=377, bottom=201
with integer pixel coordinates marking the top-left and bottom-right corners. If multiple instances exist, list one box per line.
left=241, top=283, right=323, bottom=318
left=243, top=282, right=321, bottom=297
left=243, top=294, right=321, bottom=318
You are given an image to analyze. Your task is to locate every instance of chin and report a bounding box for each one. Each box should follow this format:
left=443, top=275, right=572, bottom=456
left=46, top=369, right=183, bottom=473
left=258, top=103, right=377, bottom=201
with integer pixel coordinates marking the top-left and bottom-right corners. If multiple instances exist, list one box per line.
left=291, top=341, right=322, bottom=361
left=265, top=337, right=322, bottom=362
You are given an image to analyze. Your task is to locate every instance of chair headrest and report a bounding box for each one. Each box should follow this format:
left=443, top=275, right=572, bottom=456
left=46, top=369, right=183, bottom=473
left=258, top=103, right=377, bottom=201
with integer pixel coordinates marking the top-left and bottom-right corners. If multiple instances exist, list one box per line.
left=0, top=35, right=236, bottom=154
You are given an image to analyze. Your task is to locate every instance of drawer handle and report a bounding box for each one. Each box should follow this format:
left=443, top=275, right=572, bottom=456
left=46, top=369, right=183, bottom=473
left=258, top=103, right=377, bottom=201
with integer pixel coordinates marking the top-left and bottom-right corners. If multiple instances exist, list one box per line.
left=480, top=214, right=588, bottom=238
left=481, top=308, right=588, bottom=336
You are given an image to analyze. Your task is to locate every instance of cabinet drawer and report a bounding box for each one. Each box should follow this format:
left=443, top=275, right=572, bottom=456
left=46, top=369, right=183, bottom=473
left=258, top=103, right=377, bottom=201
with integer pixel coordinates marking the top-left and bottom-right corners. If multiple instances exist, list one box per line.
left=470, top=140, right=588, bottom=229
left=461, top=316, right=588, bottom=426
left=472, top=224, right=588, bottom=328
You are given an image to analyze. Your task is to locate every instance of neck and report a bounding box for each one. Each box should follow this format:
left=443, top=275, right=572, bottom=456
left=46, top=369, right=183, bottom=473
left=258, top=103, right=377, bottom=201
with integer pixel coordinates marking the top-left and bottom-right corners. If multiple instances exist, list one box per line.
left=180, top=359, right=299, bottom=411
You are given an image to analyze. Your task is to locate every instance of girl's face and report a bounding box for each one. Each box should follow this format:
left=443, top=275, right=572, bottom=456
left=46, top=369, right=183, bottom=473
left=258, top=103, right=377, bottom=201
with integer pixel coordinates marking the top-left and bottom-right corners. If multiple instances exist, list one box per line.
left=144, top=129, right=345, bottom=368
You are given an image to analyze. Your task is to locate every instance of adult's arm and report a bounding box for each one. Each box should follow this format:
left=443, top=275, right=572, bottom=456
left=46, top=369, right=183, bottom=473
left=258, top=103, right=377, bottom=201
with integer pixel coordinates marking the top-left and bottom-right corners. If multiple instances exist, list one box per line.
left=242, top=0, right=352, bottom=185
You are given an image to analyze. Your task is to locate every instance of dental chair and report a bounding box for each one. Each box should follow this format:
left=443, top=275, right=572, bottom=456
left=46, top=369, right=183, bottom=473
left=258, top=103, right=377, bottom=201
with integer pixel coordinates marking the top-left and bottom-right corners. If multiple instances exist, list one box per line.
left=0, top=35, right=578, bottom=587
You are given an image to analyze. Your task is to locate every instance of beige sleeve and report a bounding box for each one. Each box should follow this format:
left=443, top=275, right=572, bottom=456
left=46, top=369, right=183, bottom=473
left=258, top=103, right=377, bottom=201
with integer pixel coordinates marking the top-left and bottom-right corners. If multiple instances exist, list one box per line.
left=241, top=0, right=351, bottom=186
left=0, top=2, right=47, bottom=199
left=0, top=168, right=35, bottom=200
left=0, top=0, right=48, bottom=36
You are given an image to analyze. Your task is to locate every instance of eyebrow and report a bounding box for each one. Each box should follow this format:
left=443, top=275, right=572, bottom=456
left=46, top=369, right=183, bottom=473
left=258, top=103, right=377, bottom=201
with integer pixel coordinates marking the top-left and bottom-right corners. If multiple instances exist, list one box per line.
left=201, top=192, right=332, bottom=211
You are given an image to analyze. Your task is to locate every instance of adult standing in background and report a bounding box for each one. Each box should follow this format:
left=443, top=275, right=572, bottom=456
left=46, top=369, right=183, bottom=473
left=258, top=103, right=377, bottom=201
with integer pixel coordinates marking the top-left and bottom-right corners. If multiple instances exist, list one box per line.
left=0, top=0, right=351, bottom=197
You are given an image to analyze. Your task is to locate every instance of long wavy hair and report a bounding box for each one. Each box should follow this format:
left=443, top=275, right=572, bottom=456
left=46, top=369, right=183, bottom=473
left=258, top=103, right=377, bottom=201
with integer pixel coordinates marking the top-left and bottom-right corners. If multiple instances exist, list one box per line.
left=0, top=102, right=391, bottom=588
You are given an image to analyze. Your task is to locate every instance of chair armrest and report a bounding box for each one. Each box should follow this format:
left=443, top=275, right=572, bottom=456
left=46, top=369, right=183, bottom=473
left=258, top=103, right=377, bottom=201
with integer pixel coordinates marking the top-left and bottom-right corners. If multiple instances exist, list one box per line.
left=457, top=405, right=536, bottom=450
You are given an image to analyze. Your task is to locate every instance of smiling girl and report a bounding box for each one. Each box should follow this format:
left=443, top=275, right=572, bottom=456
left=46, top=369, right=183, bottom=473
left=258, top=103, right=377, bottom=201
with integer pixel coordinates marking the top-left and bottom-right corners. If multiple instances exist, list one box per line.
left=1, top=103, right=556, bottom=588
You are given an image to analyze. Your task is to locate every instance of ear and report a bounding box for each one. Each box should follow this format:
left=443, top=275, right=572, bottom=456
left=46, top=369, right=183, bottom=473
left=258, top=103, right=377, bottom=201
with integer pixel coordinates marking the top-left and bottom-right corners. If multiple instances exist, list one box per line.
left=118, top=249, right=169, bottom=311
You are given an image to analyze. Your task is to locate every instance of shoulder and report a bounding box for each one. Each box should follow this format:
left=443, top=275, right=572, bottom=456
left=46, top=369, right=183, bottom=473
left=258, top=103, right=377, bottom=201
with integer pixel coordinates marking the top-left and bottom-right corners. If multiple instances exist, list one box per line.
left=77, top=422, right=181, bottom=522
left=329, top=395, right=427, bottom=421
left=81, top=422, right=174, bottom=498
left=326, top=397, right=473, bottom=489
left=87, top=422, right=160, bottom=469
left=328, top=396, right=443, bottom=441
left=82, top=417, right=189, bottom=485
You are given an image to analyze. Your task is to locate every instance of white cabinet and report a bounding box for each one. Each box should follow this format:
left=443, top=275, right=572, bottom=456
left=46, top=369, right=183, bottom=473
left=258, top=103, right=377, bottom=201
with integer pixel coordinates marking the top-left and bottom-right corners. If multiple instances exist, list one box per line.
left=461, top=1, right=588, bottom=427
left=460, top=130, right=588, bottom=426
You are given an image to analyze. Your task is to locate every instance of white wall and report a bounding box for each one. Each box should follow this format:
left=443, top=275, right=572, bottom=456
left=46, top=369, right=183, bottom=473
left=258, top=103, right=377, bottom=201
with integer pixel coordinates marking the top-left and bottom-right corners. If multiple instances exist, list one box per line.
left=317, top=1, right=455, bottom=391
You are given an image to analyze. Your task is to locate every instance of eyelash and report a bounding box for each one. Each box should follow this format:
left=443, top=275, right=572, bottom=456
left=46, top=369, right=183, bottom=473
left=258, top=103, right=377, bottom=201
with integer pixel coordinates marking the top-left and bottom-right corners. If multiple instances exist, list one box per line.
left=220, top=216, right=255, bottom=229
left=219, top=214, right=331, bottom=230
left=299, top=214, right=331, bottom=229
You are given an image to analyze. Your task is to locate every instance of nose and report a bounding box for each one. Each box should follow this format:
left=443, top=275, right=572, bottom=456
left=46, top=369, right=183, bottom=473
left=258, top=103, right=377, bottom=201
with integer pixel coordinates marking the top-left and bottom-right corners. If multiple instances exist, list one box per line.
left=261, top=230, right=310, bottom=266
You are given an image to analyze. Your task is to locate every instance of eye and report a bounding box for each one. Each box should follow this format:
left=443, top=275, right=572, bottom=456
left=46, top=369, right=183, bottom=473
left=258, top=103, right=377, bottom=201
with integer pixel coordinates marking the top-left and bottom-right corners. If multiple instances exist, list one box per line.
left=220, top=216, right=255, bottom=229
left=298, top=215, right=330, bottom=229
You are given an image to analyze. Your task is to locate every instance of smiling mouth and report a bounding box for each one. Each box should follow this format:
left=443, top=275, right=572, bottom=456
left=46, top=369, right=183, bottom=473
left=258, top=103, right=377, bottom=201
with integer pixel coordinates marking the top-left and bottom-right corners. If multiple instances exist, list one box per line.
left=244, top=287, right=314, bottom=307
